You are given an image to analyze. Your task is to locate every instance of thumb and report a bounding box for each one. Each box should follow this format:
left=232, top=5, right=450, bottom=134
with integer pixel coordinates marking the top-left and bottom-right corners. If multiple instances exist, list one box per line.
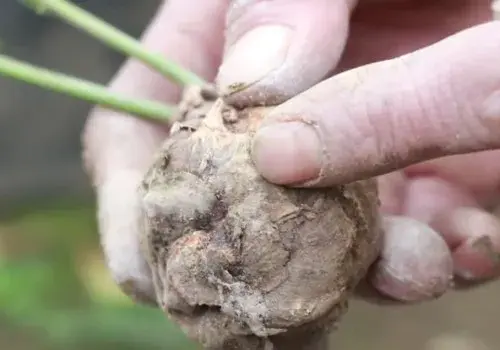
left=216, top=0, right=357, bottom=107
left=251, top=21, right=500, bottom=187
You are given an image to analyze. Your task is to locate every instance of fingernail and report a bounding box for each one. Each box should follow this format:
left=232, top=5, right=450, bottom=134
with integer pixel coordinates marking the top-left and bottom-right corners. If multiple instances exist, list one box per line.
left=453, top=235, right=500, bottom=280
left=372, top=216, right=453, bottom=302
left=217, top=25, right=292, bottom=96
left=251, top=122, right=321, bottom=185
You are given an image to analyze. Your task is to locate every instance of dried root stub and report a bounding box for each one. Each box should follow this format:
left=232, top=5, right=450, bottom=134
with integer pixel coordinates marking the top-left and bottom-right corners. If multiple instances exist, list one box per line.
left=139, top=86, right=383, bottom=350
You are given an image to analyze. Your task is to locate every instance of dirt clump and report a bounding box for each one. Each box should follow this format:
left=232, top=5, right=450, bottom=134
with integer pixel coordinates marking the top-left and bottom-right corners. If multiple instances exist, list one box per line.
left=138, top=86, right=383, bottom=350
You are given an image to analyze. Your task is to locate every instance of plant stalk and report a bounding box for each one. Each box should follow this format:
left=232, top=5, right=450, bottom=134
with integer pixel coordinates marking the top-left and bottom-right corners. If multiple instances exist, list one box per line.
left=0, top=54, right=174, bottom=122
left=23, top=0, right=204, bottom=86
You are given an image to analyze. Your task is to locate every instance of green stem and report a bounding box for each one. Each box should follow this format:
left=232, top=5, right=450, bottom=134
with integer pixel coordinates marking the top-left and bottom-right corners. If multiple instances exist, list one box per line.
left=0, top=54, right=174, bottom=122
left=23, top=0, right=204, bottom=86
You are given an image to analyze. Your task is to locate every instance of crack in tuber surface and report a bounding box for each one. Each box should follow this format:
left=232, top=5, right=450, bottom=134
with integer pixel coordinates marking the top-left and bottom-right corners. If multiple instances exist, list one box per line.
left=138, top=86, right=383, bottom=350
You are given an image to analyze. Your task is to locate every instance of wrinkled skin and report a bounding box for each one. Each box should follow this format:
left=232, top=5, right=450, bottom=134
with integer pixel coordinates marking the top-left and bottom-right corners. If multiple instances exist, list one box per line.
left=138, top=101, right=382, bottom=349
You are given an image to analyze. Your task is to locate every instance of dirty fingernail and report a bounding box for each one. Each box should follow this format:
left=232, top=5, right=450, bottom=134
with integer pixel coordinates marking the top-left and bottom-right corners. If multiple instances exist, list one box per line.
left=217, top=25, right=292, bottom=97
left=252, top=122, right=321, bottom=185
left=432, top=207, right=500, bottom=281
left=453, top=235, right=500, bottom=280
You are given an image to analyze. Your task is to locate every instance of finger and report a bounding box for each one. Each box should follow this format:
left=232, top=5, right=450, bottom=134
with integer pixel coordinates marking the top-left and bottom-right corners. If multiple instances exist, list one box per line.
left=369, top=216, right=453, bottom=302
left=82, top=0, right=229, bottom=304
left=359, top=177, right=479, bottom=303
left=402, top=176, right=500, bottom=281
left=251, top=21, right=500, bottom=187
left=403, top=176, right=478, bottom=224
left=431, top=207, right=500, bottom=281
left=216, top=0, right=357, bottom=107
left=405, top=151, right=500, bottom=206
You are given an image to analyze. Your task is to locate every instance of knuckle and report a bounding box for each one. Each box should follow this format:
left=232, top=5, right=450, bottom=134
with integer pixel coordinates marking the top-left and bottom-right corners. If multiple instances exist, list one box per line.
left=445, top=22, right=500, bottom=149
left=343, top=61, right=405, bottom=169
left=385, top=56, right=459, bottom=160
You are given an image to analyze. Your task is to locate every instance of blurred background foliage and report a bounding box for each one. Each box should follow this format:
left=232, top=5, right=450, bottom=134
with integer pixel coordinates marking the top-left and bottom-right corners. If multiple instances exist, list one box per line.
left=0, top=1, right=500, bottom=350
left=0, top=204, right=197, bottom=350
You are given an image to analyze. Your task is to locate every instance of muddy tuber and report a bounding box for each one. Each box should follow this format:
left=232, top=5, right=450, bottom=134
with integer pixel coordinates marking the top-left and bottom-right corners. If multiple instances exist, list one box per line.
left=138, top=86, right=383, bottom=350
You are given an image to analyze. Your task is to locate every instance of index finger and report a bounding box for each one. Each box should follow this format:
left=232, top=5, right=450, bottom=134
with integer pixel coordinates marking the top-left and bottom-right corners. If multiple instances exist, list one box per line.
left=251, top=21, right=500, bottom=187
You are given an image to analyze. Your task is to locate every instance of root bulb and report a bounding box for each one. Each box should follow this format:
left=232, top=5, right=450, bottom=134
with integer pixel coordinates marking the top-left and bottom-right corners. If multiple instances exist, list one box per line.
left=138, top=86, right=383, bottom=350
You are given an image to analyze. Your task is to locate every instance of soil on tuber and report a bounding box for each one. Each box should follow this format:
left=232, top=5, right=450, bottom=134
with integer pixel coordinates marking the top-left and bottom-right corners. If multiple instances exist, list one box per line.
left=138, top=86, right=383, bottom=350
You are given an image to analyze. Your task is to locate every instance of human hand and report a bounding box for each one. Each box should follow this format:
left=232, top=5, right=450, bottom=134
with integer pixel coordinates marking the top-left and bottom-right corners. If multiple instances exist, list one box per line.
left=82, top=0, right=500, bottom=305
